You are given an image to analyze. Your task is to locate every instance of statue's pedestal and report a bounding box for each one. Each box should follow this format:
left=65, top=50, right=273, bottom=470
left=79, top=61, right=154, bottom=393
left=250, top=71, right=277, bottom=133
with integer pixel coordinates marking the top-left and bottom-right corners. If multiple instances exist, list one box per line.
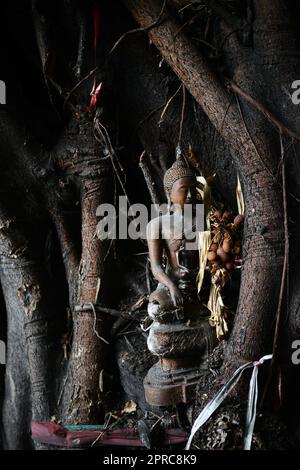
left=144, top=360, right=208, bottom=406
left=144, top=319, right=216, bottom=407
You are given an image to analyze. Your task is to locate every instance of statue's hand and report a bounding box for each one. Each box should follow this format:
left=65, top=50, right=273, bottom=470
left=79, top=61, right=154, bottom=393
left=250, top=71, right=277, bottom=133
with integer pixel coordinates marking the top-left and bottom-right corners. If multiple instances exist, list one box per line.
left=169, top=285, right=183, bottom=307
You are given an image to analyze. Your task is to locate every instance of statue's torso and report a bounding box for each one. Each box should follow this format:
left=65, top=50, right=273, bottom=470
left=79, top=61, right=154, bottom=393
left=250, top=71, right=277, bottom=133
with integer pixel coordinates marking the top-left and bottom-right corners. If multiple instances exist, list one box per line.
left=160, top=213, right=199, bottom=290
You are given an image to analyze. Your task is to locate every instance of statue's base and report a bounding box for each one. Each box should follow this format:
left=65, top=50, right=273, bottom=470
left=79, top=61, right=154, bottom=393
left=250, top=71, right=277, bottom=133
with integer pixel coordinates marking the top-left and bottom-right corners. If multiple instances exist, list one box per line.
left=147, top=319, right=215, bottom=358
left=144, top=358, right=209, bottom=407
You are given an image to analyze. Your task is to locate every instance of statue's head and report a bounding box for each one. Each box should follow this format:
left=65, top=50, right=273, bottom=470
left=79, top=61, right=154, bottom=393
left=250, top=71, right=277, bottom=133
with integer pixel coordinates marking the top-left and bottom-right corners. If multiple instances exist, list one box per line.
left=163, top=155, right=197, bottom=209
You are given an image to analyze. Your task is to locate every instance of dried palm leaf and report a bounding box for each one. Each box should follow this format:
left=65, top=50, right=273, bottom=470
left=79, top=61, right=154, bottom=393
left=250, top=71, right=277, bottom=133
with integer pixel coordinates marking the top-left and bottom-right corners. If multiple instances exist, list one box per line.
left=197, top=230, right=211, bottom=293
left=207, top=283, right=228, bottom=341
left=236, top=174, right=245, bottom=216
left=197, top=175, right=213, bottom=229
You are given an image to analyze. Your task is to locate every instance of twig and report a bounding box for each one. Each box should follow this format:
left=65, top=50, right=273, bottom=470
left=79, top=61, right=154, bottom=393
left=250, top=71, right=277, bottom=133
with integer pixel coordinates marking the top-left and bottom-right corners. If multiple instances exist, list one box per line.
left=95, top=118, right=127, bottom=181
left=272, top=135, right=289, bottom=357
left=231, top=81, right=300, bottom=142
left=130, top=294, right=148, bottom=312
left=148, top=410, right=163, bottom=420
left=260, top=134, right=289, bottom=407
left=116, top=328, right=137, bottom=337
left=185, top=144, right=205, bottom=175
left=90, top=414, right=122, bottom=447
left=159, top=84, right=182, bottom=126
left=94, top=117, right=130, bottom=204
left=102, top=172, right=117, bottom=265
left=124, top=335, right=135, bottom=353
left=89, top=303, right=110, bottom=345
left=150, top=415, right=164, bottom=431
left=95, top=118, right=149, bottom=244
left=271, top=134, right=289, bottom=360
left=63, top=67, right=98, bottom=110
left=139, top=151, right=164, bottom=206
left=138, top=103, right=166, bottom=127
left=90, top=430, right=105, bottom=448
left=57, top=371, right=69, bottom=408
left=191, top=37, right=217, bottom=50
left=109, top=0, right=167, bottom=56
left=149, top=153, right=164, bottom=179
left=75, top=303, right=132, bottom=319
left=178, top=1, right=201, bottom=13
left=146, top=257, right=151, bottom=295
left=178, top=85, right=186, bottom=148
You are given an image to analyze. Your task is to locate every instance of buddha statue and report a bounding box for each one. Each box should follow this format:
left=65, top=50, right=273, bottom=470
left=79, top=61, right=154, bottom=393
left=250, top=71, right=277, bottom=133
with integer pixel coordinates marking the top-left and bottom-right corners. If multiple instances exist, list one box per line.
left=144, top=155, right=217, bottom=407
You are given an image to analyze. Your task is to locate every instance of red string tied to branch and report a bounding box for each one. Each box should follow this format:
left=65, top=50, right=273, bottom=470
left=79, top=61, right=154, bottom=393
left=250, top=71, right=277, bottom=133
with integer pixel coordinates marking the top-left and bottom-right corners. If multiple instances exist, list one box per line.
left=87, top=80, right=103, bottom=113
left=87, top=7, right=102, bottom=114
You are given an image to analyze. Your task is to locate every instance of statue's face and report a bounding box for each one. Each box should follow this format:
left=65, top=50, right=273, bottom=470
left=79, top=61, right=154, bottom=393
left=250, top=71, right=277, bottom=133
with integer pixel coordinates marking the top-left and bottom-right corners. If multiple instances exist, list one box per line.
left=170, top=177, right=197, bottom=209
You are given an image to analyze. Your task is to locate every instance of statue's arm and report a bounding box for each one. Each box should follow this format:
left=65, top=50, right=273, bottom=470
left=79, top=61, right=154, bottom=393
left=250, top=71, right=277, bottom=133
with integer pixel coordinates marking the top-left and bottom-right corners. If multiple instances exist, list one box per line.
left=147, top=219, right=183, bottom=306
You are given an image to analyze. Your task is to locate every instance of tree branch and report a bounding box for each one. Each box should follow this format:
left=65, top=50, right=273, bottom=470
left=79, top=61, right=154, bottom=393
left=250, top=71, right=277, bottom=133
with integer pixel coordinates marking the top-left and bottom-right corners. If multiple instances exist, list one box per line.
left=139, top=151, right=165, bottom=207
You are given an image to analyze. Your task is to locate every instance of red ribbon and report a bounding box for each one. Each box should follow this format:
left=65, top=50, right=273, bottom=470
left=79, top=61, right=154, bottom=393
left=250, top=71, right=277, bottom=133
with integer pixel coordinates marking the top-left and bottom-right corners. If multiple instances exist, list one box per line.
left=87, top=7, right=102, bottom=113
left=93, top=7, right=100, bottom=50
left=87, top=80, right=103, bottom=113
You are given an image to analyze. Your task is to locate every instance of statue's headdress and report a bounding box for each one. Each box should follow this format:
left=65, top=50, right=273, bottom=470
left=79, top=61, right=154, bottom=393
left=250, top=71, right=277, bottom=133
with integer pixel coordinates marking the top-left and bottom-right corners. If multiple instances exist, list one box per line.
left=163, top=155, right=196, bottom=196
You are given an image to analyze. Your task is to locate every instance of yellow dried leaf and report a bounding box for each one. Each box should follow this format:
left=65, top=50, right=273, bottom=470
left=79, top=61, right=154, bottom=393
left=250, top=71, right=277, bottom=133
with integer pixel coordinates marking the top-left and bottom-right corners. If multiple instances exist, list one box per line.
left=121, top=400, right=137, bottom=415
left=197, top=230, right=211, bottom=293
left=236, top=174, right=245, bottom=216
left=207, top=284, right=228, bottom=341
